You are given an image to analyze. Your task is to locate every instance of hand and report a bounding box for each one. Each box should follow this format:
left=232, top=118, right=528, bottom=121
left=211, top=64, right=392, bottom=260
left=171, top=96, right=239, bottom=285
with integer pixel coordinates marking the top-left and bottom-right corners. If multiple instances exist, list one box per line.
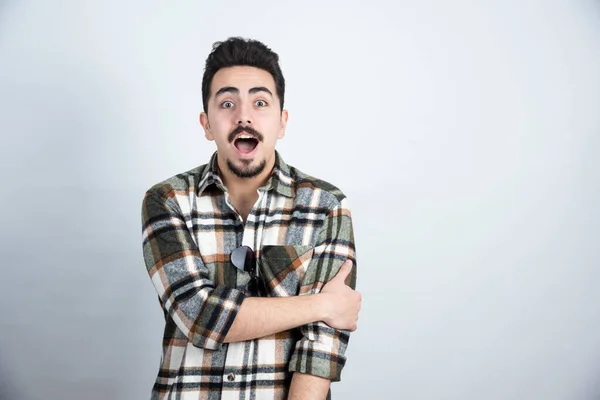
left=319, top=260, right=361, bottom=331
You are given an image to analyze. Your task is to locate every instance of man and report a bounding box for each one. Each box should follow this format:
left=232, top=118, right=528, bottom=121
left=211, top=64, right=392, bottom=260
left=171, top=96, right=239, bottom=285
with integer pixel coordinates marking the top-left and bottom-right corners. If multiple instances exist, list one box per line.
left=141, top=37, right=361, bottom=400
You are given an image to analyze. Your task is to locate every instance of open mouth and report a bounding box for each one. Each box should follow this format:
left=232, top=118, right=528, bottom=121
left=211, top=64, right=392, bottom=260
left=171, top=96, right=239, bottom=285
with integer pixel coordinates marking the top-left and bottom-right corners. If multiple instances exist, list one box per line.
left=234, top=134, right=259, bottom=154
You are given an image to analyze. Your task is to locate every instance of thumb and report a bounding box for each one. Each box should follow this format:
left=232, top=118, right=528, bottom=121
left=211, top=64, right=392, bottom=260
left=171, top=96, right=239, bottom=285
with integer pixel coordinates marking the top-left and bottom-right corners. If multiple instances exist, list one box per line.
left=332, top=260, right=353, bottom=282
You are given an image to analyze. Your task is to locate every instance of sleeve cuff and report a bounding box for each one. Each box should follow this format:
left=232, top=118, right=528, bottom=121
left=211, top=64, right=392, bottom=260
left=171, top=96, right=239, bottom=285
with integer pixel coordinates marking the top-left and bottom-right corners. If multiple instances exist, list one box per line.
left=288, top=324, right=350, bottom=381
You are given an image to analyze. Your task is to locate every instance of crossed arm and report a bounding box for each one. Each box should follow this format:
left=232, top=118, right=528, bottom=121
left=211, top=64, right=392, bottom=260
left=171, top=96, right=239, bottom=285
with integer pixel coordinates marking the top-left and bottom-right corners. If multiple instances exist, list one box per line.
left=142, top=190, right=360, bottom=398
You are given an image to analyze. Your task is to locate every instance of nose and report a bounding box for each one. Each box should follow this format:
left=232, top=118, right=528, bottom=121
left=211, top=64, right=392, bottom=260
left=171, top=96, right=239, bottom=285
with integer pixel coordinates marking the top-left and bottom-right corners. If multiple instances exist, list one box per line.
left=235, top=102, right=252, bottom=125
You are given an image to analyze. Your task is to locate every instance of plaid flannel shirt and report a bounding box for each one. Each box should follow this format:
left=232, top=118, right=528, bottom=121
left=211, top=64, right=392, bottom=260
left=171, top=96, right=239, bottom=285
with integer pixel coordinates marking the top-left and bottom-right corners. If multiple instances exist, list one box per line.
left=141, top=151, right=357, bottom=399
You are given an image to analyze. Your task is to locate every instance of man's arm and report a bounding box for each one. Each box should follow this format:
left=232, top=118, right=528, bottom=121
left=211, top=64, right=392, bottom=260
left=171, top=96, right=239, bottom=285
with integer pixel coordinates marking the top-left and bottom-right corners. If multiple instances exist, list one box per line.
left=288, top=199, right=358, bottom=398
left=289, top=373, right=332, bottom=400
left=142, top=189, right=360, bottom=350
left=225, top=260, right=358, bottom=343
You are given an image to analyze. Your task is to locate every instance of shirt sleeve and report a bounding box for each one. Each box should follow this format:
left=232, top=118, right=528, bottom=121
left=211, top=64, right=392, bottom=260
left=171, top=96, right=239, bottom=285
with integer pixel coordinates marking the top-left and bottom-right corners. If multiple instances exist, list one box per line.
left=141, top=189, right=246, bottom=350
left=288, top=198, right=357, bottom=381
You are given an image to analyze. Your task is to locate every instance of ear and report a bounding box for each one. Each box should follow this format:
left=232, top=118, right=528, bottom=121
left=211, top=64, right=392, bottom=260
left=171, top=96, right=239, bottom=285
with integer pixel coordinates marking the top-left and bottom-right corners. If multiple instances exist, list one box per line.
left=199, top=112, right=214, bottom=141
left=278, top=109, right=289, bottom=139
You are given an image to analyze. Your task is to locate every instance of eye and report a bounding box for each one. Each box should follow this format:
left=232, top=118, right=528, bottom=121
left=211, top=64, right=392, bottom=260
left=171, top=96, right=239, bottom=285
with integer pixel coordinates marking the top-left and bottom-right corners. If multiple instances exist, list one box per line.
left=255, top=99, right=268, bottom=107
left=221, top=101, right=234, bottom=109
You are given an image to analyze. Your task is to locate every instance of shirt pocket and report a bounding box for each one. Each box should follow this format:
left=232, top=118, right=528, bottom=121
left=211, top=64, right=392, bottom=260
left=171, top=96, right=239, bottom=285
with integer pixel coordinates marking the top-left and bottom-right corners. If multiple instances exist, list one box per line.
left=259, top=245, right=314, bottom=297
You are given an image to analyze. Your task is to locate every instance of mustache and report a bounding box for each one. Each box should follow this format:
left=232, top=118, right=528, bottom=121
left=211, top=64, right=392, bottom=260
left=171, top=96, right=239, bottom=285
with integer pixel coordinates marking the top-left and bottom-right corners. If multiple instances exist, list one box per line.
left=228, top=125, right=264, bottom=143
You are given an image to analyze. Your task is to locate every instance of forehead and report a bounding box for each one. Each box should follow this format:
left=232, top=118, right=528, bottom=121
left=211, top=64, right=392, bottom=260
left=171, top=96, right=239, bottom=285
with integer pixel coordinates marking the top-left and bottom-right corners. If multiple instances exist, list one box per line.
left=211, top=66, right=276, bottom=96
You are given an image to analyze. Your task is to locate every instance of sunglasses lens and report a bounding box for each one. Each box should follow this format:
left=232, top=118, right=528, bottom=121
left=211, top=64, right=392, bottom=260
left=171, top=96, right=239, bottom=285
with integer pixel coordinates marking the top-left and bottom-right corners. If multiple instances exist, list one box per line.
left=250, top=276, right=267, bottom=297
left=245, top=250, right=255, bottom=272
left=259, top=280, right=267, bottom=297
left=231, top=246, right=265, bottom=296
left=231, top=246, right=255, bottom=271
left=231, top=247, right=245, bottom=270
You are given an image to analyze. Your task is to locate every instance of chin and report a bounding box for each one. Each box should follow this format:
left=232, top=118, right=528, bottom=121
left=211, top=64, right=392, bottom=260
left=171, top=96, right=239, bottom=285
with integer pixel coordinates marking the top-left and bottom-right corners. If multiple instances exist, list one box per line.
left=227, top=158, right=267, bottom=179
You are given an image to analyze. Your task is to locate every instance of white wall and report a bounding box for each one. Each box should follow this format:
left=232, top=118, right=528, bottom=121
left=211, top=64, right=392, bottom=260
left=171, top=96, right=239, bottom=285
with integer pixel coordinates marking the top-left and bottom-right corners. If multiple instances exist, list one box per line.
left=1, top=1, right=599, bottom=399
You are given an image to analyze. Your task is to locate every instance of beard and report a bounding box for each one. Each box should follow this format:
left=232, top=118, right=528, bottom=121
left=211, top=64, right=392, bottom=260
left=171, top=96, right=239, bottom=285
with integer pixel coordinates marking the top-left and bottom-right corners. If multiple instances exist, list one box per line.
left=227, top=158, right=267, bottom=179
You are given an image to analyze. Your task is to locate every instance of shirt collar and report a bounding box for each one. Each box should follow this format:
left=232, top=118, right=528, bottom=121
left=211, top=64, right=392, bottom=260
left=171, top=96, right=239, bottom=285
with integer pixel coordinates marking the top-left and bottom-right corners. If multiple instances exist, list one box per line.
left=197, top=151, right=295, bottom=198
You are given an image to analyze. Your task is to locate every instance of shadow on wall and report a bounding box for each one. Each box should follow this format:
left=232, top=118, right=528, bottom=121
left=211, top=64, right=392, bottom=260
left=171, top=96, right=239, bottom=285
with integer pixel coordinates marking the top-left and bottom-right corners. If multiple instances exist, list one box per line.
left=0, top=355, right=21, bottom=400
left=586, top=364, right=600, bottom=400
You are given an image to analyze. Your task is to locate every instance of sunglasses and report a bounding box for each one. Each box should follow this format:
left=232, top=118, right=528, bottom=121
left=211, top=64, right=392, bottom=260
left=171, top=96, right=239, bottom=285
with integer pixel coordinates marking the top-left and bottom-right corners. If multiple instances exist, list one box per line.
left=230, top=246, right=267, bottom=297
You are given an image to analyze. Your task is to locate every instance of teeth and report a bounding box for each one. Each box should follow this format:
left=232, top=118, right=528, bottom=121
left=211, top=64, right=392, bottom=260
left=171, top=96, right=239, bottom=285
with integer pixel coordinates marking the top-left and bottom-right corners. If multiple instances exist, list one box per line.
left=238, top=134, right=254, bottom=139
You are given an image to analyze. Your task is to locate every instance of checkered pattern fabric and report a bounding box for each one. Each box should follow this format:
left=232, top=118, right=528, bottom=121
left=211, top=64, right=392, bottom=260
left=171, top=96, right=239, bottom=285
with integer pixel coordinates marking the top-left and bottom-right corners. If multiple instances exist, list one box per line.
left=141, top=151, right=357, bottom=399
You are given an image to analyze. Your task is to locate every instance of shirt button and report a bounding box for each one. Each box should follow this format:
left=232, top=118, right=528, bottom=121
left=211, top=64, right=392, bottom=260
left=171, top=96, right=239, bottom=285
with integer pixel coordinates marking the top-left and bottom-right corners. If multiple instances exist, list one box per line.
left=227, top=372, right=235, bottom=382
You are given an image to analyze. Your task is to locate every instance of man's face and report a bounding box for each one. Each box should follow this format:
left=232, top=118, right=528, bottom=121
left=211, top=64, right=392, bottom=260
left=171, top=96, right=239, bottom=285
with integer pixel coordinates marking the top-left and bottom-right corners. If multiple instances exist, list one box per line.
left=200, top=66, right=288, bottom=179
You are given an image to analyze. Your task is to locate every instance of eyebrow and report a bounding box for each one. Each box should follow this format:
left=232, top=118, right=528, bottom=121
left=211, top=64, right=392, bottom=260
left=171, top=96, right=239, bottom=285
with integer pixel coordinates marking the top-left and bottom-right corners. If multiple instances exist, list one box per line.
left=214, top=86, right=273, bottom=98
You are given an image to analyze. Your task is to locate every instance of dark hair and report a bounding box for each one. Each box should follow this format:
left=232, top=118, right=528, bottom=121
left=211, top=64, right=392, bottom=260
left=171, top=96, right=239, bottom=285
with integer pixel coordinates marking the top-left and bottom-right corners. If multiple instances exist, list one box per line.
left=201, top=37, right=285, bottom=112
